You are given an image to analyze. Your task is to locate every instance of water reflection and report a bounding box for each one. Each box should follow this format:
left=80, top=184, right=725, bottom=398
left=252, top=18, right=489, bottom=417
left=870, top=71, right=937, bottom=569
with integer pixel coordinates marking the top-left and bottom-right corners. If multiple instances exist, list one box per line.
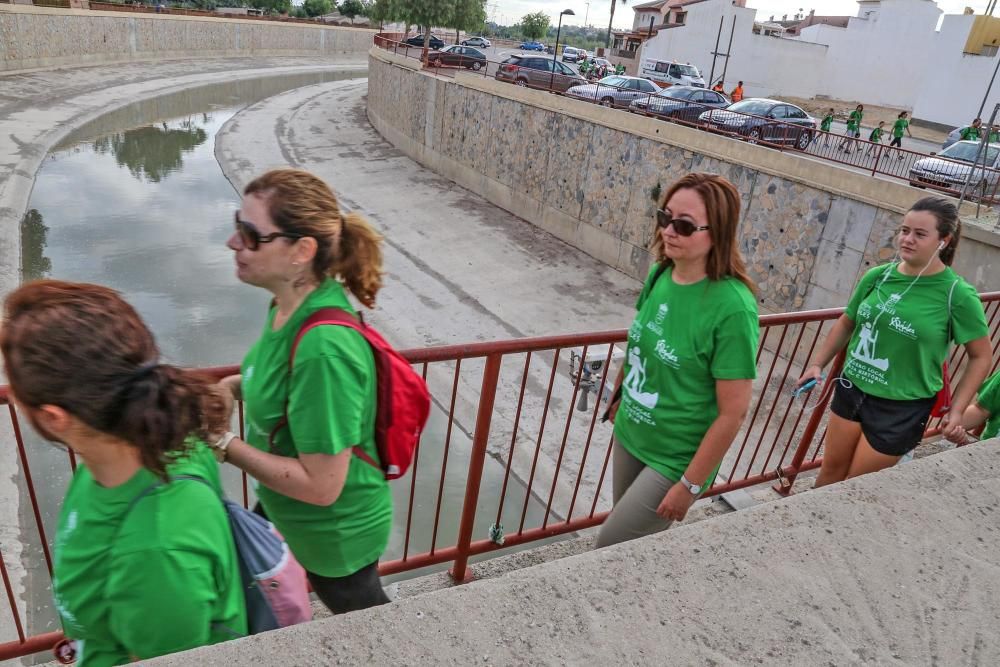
left=93, top=121, right=208, bottom=183
left=21, top=209, right=52, bottom=281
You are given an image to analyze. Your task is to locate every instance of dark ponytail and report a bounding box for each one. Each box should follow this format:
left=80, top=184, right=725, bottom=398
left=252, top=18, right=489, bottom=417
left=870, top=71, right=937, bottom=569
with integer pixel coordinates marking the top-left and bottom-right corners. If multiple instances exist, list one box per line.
left=909, top=196, right=961, bottom=266
left=0, top=280, right=227, bottom=480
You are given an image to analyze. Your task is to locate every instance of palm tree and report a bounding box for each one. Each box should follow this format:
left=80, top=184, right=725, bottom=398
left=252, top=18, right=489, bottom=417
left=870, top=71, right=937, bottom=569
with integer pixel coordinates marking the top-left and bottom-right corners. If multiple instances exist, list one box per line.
left=605, top=0, right=627, bottom=48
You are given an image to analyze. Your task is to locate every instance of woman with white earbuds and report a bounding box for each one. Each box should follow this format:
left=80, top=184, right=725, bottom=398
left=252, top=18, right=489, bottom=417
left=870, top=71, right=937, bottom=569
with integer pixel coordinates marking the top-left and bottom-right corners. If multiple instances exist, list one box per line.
left=797, top=196, right=991, bottom=485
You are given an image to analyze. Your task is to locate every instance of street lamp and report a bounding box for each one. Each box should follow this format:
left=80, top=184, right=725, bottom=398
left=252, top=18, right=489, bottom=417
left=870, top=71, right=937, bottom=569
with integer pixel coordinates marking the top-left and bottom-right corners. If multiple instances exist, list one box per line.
left=551, top=9, right=576, bottom=90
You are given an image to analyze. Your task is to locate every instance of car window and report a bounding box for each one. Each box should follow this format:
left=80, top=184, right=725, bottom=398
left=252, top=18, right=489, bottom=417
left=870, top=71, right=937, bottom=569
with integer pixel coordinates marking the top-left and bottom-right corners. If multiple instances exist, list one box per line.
left=786, top=106, right=808, bottom=119
left=601, top=76, right=624, bottom=87
left=710, top=92, right=726, bottom=104
left=557, top=62, right=575, bottom=75
left=469, top=48, right=484, bottom=58
left=728, top=100, right=772, bottom=116
left=637, top=79, right=658, bottom=93
left=770, top=106, right=788, bottom=119
left=668, top=64, right=680, bottom=77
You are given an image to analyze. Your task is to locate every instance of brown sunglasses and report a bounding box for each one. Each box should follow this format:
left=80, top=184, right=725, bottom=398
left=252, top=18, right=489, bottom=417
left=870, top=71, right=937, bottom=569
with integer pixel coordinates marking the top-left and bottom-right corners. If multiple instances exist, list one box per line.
left=234, top=212, right=303, bottom=251
left=656, top=209, right=710, bottom=236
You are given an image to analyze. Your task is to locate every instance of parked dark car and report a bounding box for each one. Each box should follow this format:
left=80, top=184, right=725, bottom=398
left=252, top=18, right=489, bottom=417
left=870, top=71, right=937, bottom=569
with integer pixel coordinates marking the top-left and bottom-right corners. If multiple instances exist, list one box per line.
left=698, top=98, right=816, bottom=150
left=461, top=36, right=492, bottom=48
left=495, top=54, right=586, bottom=92
left=405, top=34, right=446, bottom=49
left=519, top=41, right=546, bottom=51
left=630, top=85, right=730, bottom=122
left=428, top=45, right=487, bottom=71
left=566, top=75, right=660, bottom=109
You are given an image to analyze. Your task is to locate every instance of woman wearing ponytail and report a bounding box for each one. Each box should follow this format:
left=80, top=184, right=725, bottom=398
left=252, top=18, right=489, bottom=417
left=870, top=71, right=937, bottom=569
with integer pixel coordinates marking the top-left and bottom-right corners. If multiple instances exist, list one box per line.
left=217, top=168, right=392, bottom=614
left=0, top=281, right=246, bottom=666
left=798, top=196, right=992, bottom=485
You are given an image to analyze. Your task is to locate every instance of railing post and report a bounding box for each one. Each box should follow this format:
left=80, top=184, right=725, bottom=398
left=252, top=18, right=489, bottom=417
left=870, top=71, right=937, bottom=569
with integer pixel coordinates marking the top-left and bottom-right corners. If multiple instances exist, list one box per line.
left=448, top=353, right=503, bottom=583
left=872, top=143, right=883, bottom=177
left=772, top=350, right=846, bottom=496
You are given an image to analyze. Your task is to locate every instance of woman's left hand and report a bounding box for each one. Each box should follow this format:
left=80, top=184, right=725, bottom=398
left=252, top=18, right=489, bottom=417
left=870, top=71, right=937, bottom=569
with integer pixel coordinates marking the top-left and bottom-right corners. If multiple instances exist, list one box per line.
left=656, top=483, right=696, bottom=522
left=939, top=411, right=966, bottom=442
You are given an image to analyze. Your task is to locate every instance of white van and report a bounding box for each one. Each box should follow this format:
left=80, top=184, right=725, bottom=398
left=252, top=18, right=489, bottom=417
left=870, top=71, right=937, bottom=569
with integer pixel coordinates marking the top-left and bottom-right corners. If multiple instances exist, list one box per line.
left=640, top=60, right=706, bottom=88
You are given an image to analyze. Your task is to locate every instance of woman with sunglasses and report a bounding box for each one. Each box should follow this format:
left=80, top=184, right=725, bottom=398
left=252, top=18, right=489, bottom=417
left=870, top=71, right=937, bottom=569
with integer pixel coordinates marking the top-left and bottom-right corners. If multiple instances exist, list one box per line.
left=215, top=168, right=392, bottom=614
left=797, top=197, right=991, bottom=485
left=595, top=172, right=759, bottom=548
left=0, top=281, right=247, bottom=666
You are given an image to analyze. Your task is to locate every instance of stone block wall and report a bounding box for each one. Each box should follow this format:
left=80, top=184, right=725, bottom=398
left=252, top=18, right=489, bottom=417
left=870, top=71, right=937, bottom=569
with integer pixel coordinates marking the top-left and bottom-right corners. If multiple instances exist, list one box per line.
left=0, top=6, right=374, bottom=72
left=366, top=48, right=1000, bottom=313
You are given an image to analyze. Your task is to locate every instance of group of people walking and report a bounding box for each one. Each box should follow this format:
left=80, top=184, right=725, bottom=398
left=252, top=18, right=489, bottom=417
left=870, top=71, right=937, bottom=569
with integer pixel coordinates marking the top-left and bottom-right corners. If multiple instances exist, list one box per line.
left=6, top=166, right=996, bottom=664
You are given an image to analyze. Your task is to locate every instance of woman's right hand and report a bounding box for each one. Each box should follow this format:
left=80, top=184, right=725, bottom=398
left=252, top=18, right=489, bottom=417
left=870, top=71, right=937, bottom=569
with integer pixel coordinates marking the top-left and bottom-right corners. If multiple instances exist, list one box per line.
left=606, top=398, right=621, bottom=424
left=796, top=365, right=824, bottom=390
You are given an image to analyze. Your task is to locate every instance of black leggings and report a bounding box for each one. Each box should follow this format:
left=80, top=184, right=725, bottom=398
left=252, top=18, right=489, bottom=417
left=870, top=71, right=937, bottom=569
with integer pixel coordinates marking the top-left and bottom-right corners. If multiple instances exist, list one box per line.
left=253, top=503, right=390, bottom=614
left=890, top=136, right=902, bottom=148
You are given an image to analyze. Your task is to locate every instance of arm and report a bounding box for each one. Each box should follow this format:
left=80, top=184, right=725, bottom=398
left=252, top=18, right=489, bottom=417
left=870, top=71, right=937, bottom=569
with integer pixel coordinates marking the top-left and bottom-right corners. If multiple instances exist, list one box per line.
left=225, top=441, right=351, bottom=506
left=219, top=374, right=242, bottom=401
left=798, top=313, right=856, bottom=385
left=950, top=401, right=991, bottom=444
left=657, top=378, right=752, bottom=521
left=940, top=336, right=993, bottom=440
left=605, top=364, right=625, bottom=423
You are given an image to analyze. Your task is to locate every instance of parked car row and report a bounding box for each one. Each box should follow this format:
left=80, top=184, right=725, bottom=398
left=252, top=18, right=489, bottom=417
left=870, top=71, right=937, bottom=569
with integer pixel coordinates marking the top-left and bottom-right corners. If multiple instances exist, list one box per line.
left=565, top=75, right=660, bottom=109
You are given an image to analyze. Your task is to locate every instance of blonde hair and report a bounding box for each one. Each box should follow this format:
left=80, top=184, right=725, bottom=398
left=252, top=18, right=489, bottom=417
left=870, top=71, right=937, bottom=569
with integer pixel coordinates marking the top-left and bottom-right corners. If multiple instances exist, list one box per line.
left=244, top=169, right=384, bottom=308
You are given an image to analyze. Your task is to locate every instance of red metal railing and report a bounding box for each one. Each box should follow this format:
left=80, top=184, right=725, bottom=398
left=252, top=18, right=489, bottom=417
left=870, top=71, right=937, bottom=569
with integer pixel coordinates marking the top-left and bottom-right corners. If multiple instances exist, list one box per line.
left=3, top=293, right=1000, bottom=660
left=373, top=34, right=1000, bottom=204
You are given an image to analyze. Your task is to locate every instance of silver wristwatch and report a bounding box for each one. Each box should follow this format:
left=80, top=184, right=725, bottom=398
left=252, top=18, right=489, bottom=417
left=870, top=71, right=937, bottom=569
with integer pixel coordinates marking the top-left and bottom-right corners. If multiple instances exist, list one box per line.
left=679, top=474, right=701, bottom=495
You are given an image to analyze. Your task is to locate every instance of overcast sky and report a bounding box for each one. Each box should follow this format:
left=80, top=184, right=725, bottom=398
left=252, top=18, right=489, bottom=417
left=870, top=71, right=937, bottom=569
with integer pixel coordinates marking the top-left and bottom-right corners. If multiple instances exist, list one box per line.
left=488, top=0, right=992, bottom=31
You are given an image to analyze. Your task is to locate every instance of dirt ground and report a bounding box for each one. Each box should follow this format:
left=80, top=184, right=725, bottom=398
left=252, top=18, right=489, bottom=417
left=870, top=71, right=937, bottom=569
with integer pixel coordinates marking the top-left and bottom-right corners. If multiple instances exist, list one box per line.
left=782, top=95, right=950, bottom=144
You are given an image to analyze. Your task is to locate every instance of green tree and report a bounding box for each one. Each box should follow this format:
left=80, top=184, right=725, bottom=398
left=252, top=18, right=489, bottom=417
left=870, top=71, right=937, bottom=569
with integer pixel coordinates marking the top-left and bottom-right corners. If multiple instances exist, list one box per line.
left=396, top=0, right=452, bottom=57
left=93, top=123, right=208, bottom=183
left=368, top=0, right=398, bottom=27
left=606, top=0, right=627, bottom=47
left=521, top=11, right=549, bottom=41
left=450, top=0, right=485, bottom=45
left=338, top=0, right=363, bottom=21
left=248, top=0, right=291, bottom=15
left=20, top=209, right=51, bottom=282
left=303, top=0, right=331, bottom=16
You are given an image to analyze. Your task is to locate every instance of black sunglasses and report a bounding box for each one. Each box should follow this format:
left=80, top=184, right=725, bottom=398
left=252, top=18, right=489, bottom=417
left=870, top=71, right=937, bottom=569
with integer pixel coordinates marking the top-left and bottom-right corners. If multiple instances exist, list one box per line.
left=656, top=209, right=710, bottom=236
left=234, top=212, right=303, bottom=251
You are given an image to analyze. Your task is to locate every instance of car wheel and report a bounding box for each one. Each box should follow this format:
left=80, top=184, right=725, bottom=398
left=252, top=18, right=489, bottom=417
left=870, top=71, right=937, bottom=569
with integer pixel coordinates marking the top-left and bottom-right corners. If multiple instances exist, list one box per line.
left=600, top=97, right=615, bottom=107
left=472, top=61, right=482, bottom=71
left=747, top=128, right=761, bottom=143
left=796, top=131, right=812, bottom=151
left=516, top=78, right=528, bottom=87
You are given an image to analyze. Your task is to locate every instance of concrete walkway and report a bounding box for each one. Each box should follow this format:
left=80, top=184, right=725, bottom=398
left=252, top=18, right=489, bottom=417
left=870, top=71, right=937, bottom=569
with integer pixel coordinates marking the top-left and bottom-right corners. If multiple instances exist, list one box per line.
left=150, top=440, right=1000, bottom=665
left=215, top=79, right=641, bottom=528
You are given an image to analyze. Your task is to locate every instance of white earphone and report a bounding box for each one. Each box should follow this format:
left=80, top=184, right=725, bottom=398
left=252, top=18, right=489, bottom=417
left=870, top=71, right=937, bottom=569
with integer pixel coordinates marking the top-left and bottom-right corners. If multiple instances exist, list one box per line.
left=938, top=241, right=946, bottom=251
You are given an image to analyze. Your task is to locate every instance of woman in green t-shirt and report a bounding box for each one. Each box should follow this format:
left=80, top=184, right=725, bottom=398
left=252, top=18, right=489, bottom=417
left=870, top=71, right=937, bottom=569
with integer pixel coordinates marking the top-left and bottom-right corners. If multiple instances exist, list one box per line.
left=950, top=370, right=1000, bottom=444
left=798, top=197, right=992, bottom=485
left=215, top=168, right=393, bottom=614
left=595, top=173, right=759, bottom=548
left=0, top=281, right=246, bottom=666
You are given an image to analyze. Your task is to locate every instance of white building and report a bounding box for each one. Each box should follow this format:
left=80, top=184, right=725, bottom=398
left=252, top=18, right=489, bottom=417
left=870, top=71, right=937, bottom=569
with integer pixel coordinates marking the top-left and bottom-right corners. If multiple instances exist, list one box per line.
left=637, top=0, right=1000, bottom=127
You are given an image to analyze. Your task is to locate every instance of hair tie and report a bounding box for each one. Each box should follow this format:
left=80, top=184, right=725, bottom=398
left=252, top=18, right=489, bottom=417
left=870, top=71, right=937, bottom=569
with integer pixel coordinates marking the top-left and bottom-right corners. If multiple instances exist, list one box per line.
left=129, top=360, right=161, bottom=384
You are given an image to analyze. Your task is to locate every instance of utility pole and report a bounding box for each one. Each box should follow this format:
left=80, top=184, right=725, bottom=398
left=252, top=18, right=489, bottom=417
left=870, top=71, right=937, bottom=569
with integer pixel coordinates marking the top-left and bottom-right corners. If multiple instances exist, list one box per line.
left=708, top=15, right=723, bottom=85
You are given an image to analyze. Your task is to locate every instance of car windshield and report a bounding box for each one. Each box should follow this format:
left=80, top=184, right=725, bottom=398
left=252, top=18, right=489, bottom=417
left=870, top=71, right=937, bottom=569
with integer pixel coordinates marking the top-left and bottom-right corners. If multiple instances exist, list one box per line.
left=727, top=100, right=773, bottom=116
left=940, top=141, right=1000, bottom=165
left=598, top=76, right=625, bottom=86
left=657, top=88, right=692, bottom=100
left=675, top=64, right=699, bottom=77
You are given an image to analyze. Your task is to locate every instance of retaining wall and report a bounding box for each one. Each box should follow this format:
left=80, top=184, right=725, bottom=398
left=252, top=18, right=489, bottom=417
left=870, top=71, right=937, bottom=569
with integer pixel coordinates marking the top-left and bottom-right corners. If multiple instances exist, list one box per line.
left=366, top=47, right=1000, bottom=313
left=0, top=4, right=374, bottom=72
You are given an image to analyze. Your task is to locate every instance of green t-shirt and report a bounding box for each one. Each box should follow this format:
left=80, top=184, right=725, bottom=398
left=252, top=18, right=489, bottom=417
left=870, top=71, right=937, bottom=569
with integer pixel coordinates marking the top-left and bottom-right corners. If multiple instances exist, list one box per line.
left=52, top=444, right=246, bottom=667
left=975, top=370, right=1000, bottom=440
left=960, top=126, right=981, bottom=141
left=821, top=114, right=834, bottom=132
left=613, top=264, right=759, bottom=487
left=844, top=264, right=988, bottom=400
left=892, top=118, right=909, bottom=138
left=869, top=127, right=884, bottom=143
left=847, top=109, right=862, bottom=131
left=241, top=278, right=392, bottom=578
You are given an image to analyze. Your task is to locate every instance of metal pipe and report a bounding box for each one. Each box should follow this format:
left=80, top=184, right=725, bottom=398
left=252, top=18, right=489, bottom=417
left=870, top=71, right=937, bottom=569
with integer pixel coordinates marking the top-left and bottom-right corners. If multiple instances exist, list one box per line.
left=709, top=15, right=723, bottom=85
left=720, top=14, right=736, bottom=86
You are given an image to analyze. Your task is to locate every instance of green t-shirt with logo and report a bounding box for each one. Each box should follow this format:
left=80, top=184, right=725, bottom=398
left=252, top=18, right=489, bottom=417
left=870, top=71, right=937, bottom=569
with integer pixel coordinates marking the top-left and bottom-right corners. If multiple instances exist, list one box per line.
left=844, top=264, right=988, bottom=401
left=613, top=264, right=759, bottom=487
left=960, top=126, right=981, bottom=141
left=869, top=127, right=884, bottom=143
left=847, top=109, right=862, bottom=131
left=241, top=278, right=392, bottom=578
left=821, top=114, right=834, bottom=132
left=892, top=118, right=909, bottom=138
left=52, top=444, right=247, bottom=667
left=975, top=370, right=1000, bottom=440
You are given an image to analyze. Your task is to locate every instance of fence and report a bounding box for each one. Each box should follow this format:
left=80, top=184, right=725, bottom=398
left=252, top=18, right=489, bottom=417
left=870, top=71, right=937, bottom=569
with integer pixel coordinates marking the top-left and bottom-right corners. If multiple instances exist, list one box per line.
left=3, top=293, right=1000, bottom=661
left=374, top=35, right=1000, bottom=206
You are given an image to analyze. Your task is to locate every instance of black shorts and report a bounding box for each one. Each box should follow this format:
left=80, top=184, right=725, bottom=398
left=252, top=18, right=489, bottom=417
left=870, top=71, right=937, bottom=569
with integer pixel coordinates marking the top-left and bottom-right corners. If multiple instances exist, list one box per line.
left=890, top=136, right=902, bottom=147
left=830, top=381, right=935, bottom=456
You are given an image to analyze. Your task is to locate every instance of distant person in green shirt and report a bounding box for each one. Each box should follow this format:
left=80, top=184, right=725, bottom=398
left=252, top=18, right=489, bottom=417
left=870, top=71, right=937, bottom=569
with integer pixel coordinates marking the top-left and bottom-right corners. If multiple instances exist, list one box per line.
left=797, top=197, right=992, bottom=485
left=959, top=117, right=982, bottom=141
left=219, top=168, right=393, bottom=614
left=0, top=281, right=247, bottom=666
left=596, top=173, right=759, bottom=548
left=838, top=103, right=864, bottom=153
left=889, top=110, right=913, bottom=159
left=864, top=120, right=886, bottom=157
left=818, top=108, right=835, bottom=147
left=950, top=370, right=1000, bottom=444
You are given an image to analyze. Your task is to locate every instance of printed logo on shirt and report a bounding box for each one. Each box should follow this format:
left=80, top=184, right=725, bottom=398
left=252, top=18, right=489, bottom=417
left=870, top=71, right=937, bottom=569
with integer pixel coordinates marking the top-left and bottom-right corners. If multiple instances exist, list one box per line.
left=245, top=365, right=255, bottom=383
left=628, top=320, right=642, bottom=343
left=847, top=321, right=890, bottom=386
left=622, top=346, right=659, bottom=427
left=654, top=303, right=668, bottom=324
left=653, top=339, right=680, bottom=369
left=888, top=316, right=917, bottom=340
left=876, top=293, right=902, bottom=315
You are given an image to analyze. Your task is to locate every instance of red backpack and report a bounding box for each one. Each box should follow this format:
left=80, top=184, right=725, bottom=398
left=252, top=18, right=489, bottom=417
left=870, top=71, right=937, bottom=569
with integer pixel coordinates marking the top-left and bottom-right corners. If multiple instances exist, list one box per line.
left=271, top=308, right=430, bottom=480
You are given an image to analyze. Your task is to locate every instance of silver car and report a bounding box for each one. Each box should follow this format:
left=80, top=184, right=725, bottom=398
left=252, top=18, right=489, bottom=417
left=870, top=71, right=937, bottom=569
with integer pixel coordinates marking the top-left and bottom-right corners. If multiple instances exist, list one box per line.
left=909, top=140, right=1000, bottom=192
left=565, top=75, right=660, bottom=108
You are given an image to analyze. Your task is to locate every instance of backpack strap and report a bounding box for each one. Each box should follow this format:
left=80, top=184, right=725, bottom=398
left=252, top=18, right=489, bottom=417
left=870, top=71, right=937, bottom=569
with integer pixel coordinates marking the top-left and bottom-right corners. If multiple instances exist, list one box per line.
left=267, top=308, right=379, bottom=471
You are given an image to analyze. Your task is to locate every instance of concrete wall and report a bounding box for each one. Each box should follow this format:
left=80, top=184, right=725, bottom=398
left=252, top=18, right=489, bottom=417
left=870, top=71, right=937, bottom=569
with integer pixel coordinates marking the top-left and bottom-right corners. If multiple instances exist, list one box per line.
left=0, top=4, right=374, bottom=72
left=147, top=439, right=1000, bottom=666
left=366, top=47, right=1000, bottom=315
